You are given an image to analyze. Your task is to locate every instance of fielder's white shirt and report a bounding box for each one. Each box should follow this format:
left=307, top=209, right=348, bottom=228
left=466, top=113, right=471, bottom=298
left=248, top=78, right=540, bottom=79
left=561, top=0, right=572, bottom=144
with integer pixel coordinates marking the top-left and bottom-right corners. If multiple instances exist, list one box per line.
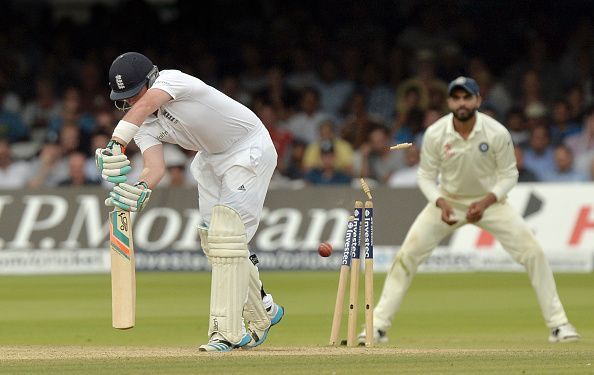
left=417, top=112, right=518, bottom=203
left=134, top=70, right=263, bottom=154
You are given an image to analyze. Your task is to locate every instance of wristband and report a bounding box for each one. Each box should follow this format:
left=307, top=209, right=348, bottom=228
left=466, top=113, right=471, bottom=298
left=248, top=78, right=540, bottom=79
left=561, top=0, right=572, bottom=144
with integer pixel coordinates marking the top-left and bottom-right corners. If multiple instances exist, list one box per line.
left=112, top=120, right=139, bottom=145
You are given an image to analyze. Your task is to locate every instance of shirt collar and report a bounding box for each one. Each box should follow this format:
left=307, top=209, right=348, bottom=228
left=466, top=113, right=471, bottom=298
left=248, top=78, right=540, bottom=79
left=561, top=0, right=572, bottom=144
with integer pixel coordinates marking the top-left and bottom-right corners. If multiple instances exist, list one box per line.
left=447, top=112, right=483, bottom=138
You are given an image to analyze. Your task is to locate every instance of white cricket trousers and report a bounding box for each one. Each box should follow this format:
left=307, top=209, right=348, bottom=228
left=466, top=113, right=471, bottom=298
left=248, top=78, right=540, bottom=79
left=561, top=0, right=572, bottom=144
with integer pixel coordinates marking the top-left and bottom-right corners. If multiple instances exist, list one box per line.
left=191, top=125, right=277, bottom=242
left=374, top=196, right=569, bottom=331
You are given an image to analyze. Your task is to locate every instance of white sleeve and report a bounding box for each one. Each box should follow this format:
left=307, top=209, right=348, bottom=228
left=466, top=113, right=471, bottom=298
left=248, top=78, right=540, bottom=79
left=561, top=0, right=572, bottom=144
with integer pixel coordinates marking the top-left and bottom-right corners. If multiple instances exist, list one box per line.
left=150, top=70, right=190, bottom=100
left=417, top=133, right=442, bottom=204
left=491, top=132, right=519, bottom=200
left=133, top=122, right=162, bottom=154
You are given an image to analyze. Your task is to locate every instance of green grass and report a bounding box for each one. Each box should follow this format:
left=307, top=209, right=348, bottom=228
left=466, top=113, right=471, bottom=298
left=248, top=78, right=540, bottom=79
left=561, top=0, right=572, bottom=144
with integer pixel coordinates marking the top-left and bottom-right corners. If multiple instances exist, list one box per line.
left=1, top=272, right=593, bottom=373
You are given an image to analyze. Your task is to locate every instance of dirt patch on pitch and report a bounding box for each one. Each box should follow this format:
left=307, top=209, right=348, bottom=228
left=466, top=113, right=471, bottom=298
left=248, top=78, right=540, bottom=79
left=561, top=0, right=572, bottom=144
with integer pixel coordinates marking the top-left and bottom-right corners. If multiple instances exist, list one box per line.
left=0, top=346, right=514, bottom=361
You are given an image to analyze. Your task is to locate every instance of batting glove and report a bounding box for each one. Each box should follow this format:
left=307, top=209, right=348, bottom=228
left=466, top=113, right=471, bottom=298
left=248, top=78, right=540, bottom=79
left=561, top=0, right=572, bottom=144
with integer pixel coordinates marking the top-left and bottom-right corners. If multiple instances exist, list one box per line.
left=105, top=182, right=152, bottom=212
left=95, top=140, right=132, bottom=184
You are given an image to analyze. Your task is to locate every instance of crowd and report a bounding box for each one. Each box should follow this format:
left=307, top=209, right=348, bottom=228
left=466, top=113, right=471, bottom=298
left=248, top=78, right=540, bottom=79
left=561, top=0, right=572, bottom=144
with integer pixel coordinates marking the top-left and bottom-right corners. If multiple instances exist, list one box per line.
left=0, top=1, right=593, bottom=189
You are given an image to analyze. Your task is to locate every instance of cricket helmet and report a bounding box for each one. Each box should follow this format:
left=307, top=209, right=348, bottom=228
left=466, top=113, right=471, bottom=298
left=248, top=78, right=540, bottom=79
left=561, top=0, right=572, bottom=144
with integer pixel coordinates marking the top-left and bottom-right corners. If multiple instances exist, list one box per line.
left=108, top=52, right=159, bottom=102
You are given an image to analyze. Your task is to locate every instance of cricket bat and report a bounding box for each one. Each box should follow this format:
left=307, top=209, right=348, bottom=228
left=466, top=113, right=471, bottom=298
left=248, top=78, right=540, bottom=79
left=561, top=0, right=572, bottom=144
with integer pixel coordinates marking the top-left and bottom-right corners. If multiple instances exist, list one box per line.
left=109, top=207, right=136, bottom=329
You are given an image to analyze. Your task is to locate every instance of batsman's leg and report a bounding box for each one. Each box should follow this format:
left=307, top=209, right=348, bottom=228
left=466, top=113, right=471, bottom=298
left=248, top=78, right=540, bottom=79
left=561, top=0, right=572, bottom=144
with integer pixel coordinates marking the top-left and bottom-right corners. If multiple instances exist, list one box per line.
left=199, top=205, right=251, bottom=352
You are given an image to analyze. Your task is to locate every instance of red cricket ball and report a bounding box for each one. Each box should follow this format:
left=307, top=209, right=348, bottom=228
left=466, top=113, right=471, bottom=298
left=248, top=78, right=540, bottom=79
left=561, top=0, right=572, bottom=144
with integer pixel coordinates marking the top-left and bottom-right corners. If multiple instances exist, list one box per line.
left=318, top=241, right=333, bottom=257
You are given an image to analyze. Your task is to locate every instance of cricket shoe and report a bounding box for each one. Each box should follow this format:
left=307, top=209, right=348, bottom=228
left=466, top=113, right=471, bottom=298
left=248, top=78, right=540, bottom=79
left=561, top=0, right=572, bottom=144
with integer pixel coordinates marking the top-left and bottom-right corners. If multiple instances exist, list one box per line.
left=243, top=304, right=285, bottom=349
left=356, top=328, right=389, bottom=346
left=548, top=323, right=580, bottom=343
left=268, top=303, right=285, bottom=326
left=198, top=333, right=251, bottom=352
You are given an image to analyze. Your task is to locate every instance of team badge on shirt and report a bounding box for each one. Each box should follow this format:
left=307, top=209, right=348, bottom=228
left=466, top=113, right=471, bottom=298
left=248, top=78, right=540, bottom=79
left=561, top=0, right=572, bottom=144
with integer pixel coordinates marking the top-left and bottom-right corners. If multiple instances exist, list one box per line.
left=479, top=142, right=489, bottom=152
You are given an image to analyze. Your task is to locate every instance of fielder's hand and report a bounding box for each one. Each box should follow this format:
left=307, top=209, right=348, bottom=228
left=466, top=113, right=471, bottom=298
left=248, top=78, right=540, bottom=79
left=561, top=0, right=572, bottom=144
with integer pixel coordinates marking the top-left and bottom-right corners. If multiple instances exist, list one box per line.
left=95, top=140, right=131, bottom=183
left=436, top=198, right=458, bottom=226
left=105, top=182, right=152, bottom=212
left=466, top=194, right=497, bottom=223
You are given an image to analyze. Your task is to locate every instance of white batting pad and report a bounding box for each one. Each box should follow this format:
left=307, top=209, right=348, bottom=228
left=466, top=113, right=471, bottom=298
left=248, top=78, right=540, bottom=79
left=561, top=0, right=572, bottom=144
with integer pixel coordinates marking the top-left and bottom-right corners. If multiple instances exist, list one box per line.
left=243, top=262, right=271, bottom=334
left=198, top=225, right=211, bottom=258
left=207, top=205, right=250, bottom=344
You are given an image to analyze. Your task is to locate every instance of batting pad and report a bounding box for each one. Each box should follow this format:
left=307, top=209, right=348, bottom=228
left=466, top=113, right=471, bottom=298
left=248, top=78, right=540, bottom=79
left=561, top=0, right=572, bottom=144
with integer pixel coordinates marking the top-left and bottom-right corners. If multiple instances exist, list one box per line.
left=243, top=262, right=271, bottom=334
left=207, top=205, right=250, bottom=345
left=198, top=225, right=211, bottom=259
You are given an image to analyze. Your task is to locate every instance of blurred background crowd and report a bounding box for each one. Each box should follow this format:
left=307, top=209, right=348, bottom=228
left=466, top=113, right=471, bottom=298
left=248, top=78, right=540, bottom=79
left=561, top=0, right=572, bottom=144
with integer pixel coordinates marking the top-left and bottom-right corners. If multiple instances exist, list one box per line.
left=1, top=0, right=594, bottom=190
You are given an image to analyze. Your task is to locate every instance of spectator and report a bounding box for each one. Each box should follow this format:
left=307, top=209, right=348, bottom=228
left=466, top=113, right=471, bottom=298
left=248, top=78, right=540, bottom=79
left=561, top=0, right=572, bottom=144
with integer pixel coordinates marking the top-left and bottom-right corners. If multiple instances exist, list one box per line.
left=304, top=141, right=351, bottom=185
left=550, top=100, right=581, bottom=145
left=161, top=144, right=190, bottom=187
left=283, top=87, right=331, bottom=145
left=220, top=74, right=252, bottom=107
left=94, top=108, right=117, bottom=134
left=524, top=102, right=549, bottom=132
left=341, top=91, right=384, bottom=150
left=565, top=105, right=594, bottom=156
left=354, top=126, right=405, bottom=183
left=387, top=144, right=420, bottom=187
left=0, top=86, right=28, bottom=142
left=565, top=84, right=587, bottom=123
left=286, top=48, right=319, bottom=91
left=0, top=139, right=31, bottom=189
left=394, top=80, right=428, bottom=133
left=28, top=123, right=84, bottom=188
left=359, top=62, right=395, bottom=124
left=257, top=103, right=293, bottom=175
left=415, top=107, right=444, bottom=147
left=505, top=107, right=530, bottom=146
left=239, top=43, right=267, bottom=95
left=48, top=86, right=96, bottom=138
left=519, top=69, right=547, bottom=109
left=426, top=79, right=448, bottom=113
left=78, top=61, right=108, bottom=113
left=393, top=108, right=424, bottom=144
left=514, top=144, right=539, bottom=182
left=85, top=130, right=111, bottom=184
left=542, top=144, right=588, bottom=182
left=474, top=68, right=512, bottom=119
left=283, top=139, right=307, bottom=181
left=303, top=120, right=353, bottom=175
left=21, top=78, right=62, bottom=141
left=315, top=59, right=354, bottom=118
left=522, top=125, right=556, bottom=181
left=58, top=152, right=101, bottom=186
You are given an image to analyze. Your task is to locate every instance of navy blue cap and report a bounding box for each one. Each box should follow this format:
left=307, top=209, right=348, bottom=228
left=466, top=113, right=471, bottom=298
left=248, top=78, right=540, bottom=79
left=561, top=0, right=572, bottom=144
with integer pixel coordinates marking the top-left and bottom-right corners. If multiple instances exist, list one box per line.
left=447, top=76, right=480, bottom=96
left=109, top=52, right=155, bottom=101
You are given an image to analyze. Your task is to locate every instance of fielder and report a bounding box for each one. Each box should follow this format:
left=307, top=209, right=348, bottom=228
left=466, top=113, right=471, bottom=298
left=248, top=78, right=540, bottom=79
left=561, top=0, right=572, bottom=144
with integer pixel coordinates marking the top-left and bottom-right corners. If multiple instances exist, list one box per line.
left=359, top=76, right=580, bottom=344
left=96, top=52, right=284, bottom=352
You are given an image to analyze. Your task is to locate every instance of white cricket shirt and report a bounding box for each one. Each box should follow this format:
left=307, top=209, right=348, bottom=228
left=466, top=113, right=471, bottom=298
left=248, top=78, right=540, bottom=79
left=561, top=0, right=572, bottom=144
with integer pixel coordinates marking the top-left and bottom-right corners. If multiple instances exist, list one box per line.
left=417, top=112, right=518, bottom=203
left=134, top=70, right=263, bottom=154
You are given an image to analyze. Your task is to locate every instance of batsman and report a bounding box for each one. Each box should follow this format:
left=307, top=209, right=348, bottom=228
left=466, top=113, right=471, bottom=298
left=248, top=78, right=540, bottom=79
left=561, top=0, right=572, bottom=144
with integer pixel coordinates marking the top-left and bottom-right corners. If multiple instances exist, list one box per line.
left=360, top=76, right=580, bottom=345
left=96, top=52, right=284, bottom=352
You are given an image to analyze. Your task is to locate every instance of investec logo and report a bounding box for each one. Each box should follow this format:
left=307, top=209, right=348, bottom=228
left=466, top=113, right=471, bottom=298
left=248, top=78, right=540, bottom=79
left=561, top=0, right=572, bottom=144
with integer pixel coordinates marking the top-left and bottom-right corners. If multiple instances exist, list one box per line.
left=342, top=221, right=354, bottom=265
left=364, top=208, right=373, bottom=257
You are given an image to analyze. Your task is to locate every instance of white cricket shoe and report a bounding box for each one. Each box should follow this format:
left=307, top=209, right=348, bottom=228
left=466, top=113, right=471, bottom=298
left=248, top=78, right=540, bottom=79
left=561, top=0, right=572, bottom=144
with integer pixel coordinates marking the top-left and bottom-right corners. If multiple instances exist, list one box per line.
left=548, top=323, right=581, bottom=343
left=357, top=328, right=389, bottom=346
left=198, top=333, right=251, bottom=352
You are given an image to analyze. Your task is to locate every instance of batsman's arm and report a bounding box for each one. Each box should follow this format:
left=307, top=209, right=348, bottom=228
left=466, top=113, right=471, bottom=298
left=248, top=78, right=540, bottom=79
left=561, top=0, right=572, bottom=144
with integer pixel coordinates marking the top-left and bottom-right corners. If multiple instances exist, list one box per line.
left=138, top=144, right=166, bottom=189
left=112, top=88, right=173, bottom=146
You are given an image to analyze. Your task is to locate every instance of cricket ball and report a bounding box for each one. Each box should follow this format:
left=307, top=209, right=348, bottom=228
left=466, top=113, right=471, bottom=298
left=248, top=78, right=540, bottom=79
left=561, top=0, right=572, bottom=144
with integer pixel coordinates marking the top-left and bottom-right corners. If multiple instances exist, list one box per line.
left=318, top=241, right=333, bottom=257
